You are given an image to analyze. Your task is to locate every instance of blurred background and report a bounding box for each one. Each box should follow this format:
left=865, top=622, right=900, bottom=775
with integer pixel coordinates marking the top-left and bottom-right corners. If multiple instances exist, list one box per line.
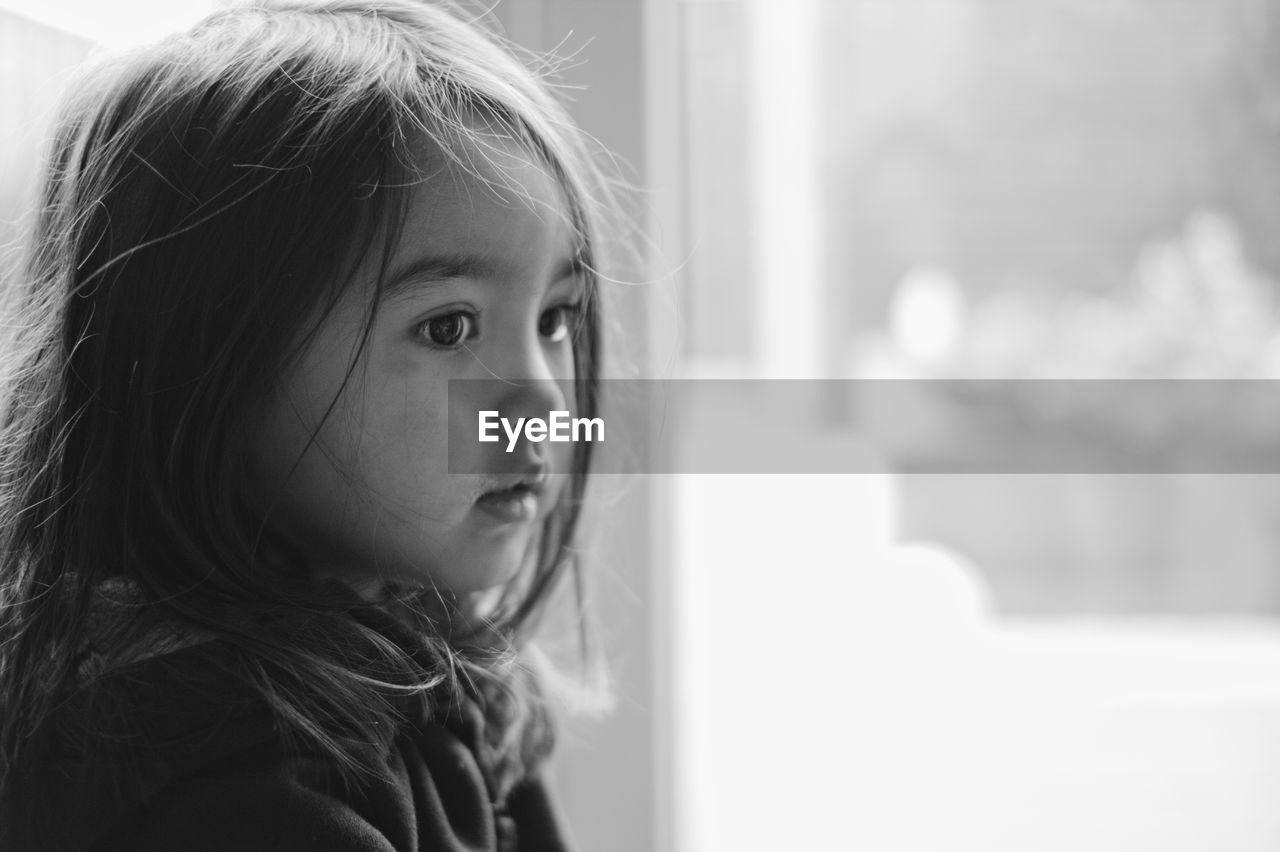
left=5, top=1, right=1280, bottom=850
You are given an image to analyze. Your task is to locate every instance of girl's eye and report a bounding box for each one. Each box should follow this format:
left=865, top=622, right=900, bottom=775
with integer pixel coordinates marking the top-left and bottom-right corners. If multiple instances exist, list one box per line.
left=539, top=303, right=581, bottom=344
left=416, top=311, right=477, bottom=349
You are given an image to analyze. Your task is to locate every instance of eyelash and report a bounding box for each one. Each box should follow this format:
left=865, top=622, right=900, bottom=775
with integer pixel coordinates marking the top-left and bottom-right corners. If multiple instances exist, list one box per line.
left=412, top=301, right=584, bottom=351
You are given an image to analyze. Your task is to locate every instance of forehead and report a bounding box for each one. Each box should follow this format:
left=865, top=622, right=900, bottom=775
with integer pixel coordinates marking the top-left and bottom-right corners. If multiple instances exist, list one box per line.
left=393, top=128, right=578, bottom=269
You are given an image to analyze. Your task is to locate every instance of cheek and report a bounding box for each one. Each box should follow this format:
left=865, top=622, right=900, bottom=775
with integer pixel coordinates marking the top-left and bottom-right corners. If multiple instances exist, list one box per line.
left=364, top=348, right=453, bottom=450
left=252, top=382, right=462, bottom=552
left=356, top=377, right=454, bottom=494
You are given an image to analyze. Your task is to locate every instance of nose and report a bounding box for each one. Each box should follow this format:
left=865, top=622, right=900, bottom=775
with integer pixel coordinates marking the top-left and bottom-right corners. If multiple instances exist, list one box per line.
left=492, top=377, right=569, bottom=441
left=487, top=333, right=573, bottom=464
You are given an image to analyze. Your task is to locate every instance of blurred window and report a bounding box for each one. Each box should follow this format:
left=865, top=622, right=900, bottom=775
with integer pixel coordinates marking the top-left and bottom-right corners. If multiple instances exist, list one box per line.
left=671, top=1, right=1280, bottom=850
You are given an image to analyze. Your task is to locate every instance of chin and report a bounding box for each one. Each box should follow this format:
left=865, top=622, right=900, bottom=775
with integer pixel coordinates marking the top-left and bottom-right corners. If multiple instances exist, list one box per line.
left=474, top=555, right=530, bottom=593
left=427, top=544, right=527, bottom=598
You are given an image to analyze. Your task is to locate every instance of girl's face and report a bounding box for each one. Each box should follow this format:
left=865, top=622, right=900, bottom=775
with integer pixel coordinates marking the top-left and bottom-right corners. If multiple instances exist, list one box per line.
left=248, top=132, right=584, bottom=599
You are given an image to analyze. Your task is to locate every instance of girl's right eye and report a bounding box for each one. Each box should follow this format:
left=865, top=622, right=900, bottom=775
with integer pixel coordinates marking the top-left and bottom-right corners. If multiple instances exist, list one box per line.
left=415, top=311, right=477, bottom=350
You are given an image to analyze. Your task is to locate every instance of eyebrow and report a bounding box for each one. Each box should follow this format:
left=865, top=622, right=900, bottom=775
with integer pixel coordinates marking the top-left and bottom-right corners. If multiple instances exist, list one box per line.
left=380, top=252, right=497, bottom=302
left=379, top=250, right=586, bottom=302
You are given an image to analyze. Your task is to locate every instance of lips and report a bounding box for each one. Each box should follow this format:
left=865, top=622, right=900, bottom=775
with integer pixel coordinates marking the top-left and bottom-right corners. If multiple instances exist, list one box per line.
left=473, top=474, right=546, bottom=523
left=481, top=481, right=539, bottom=501
left=476, top=472, right=546, bottom=499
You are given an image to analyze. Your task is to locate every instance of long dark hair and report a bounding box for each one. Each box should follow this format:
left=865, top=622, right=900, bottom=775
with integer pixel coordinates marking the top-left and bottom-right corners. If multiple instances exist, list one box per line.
left=0, top=0, right=617, bottom=804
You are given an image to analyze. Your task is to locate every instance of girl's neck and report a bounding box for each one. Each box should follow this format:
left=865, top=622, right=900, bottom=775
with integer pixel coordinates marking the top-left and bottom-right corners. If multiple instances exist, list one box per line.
left=310, top=568, right=505, bottom=639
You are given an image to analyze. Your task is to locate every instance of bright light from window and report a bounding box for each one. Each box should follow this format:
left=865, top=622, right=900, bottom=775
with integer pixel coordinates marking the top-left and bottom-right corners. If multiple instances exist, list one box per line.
left=0, top=0, right=222, bottom=46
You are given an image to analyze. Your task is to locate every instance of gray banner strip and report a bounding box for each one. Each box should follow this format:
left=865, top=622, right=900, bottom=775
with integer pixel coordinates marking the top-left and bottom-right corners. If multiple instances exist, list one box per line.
left=446, top=379, right=1280, bottom=473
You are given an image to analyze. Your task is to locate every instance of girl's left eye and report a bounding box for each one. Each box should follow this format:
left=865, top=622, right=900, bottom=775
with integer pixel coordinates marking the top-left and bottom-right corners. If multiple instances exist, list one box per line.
left=538, top=302, right=581, bottom=344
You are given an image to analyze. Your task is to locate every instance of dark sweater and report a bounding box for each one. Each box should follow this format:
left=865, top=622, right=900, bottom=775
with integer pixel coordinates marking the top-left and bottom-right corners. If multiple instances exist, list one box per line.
left=2, top=638, right=574, bottom=851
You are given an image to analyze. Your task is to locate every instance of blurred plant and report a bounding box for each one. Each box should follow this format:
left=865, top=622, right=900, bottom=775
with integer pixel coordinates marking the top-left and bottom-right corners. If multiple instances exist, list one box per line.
left=865, top=209, right=1280, bottom=453
left=938, top=209, right=1280, bottom=380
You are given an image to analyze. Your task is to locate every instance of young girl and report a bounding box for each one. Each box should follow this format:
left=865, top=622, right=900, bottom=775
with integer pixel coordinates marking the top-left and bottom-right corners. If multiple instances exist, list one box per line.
left=0, top=1, right=619, bottom=849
